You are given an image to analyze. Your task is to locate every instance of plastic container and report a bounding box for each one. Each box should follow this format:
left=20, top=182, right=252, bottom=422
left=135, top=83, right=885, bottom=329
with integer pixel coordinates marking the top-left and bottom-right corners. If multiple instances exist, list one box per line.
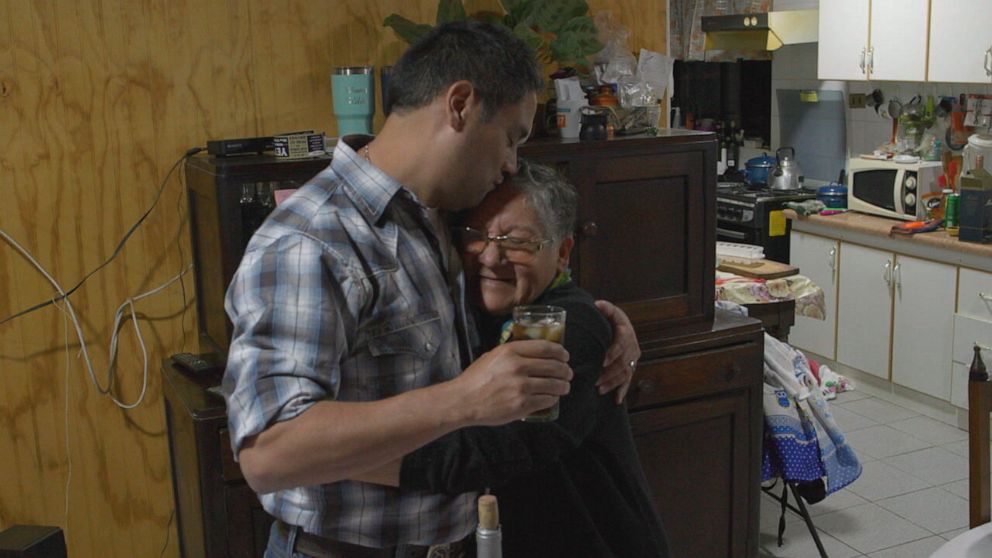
left=817, top=184, right=848, bottom=209
left=962, top=133, right=992, bottom=178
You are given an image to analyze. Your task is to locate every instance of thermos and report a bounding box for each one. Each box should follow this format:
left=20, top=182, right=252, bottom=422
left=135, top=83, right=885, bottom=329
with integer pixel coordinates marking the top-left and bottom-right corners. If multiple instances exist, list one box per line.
left=331, top=66, right=375, bottom=136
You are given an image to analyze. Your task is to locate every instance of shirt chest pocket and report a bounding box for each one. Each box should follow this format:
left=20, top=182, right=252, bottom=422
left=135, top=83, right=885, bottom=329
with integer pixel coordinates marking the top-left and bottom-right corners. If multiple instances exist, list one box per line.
left=367, top=311, right=442, bottom=359
left=354, top=311, right=443, bottom=398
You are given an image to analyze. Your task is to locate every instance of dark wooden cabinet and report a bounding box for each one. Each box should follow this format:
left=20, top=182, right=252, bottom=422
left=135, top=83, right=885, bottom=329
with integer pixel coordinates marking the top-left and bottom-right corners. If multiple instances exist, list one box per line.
left=168, top=132, right=763, bottom=557
left=628, top=310, right=764, bottom=558
left=522, top=131, right=717, bottom=339
left=162, top=363, right=273, bottom=558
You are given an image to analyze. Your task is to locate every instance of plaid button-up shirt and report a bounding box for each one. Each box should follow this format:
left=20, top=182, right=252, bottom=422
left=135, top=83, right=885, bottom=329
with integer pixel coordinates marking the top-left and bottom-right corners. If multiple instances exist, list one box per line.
left=222, top=138, right=476, bottom=547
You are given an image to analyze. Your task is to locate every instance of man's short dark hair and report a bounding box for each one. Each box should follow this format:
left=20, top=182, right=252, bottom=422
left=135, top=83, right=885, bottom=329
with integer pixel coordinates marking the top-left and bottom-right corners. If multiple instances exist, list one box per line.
left=386, top=20, right=544, bottom=120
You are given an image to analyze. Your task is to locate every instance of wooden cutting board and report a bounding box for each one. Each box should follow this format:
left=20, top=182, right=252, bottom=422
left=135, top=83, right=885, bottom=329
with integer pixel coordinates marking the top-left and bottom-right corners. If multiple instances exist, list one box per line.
left=718, top=258, right=799, bottom=279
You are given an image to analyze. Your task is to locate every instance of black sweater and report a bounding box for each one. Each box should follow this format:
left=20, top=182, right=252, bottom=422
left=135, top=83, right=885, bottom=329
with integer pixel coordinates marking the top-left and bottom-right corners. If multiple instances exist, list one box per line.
left=400, top=282, right=669, bottom=557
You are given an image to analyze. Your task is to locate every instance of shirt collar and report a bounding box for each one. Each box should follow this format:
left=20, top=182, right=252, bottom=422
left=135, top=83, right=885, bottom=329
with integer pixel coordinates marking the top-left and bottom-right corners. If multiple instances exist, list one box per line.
left=331, top=136, right=416, bottom=225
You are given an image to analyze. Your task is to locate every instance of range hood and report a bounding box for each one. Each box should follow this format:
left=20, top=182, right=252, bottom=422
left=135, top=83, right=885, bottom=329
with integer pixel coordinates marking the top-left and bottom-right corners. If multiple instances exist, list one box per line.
left=701, top=10, right=817, bottom=52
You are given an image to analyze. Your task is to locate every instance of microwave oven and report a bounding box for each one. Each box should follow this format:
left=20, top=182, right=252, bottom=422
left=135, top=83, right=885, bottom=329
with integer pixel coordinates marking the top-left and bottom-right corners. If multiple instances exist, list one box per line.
left=847, top=158, right=943, bottom=220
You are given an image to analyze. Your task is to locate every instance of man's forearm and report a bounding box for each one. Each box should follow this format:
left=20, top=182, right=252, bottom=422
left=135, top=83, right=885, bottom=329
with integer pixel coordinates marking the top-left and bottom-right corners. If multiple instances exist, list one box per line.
left=238, top=340, right=573, bottom=494
left=239, top=381, right=466, bottom=494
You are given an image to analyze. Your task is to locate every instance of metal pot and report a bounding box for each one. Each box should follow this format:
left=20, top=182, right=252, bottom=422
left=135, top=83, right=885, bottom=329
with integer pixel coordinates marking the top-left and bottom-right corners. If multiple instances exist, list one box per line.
left=744, top=153, right=776, bottom=186
left=768, top=147, right=802, bottom=190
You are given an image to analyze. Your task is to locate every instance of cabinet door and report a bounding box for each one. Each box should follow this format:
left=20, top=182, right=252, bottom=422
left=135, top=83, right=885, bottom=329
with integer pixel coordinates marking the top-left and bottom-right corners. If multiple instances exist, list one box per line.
left=837, top=243, right=893, bottom=379
left=631, top=392, right=755, bottom=558
left=868, top=0, right=929, bottom=81
left=817, top=0, right=870, bottom=80
left=788, top=231, right=839, bottom=359
left=928, top=0, right=992, bottom=83
left=891, top=255, right=956, bottom=400
left=568, top=149, right=712, bottom=331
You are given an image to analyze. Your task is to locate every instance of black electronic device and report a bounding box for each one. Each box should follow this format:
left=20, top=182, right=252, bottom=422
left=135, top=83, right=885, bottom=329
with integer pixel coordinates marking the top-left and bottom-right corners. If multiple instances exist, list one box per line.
left=206, top=136, right=276, bottom=157
left=171, top=352, right=223, bottom=374
left=0, top=525, right=67, bottom=558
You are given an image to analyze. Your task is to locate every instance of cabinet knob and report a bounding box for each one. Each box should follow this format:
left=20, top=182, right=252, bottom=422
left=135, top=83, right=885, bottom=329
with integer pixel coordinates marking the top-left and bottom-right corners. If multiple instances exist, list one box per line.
left=580, top=221, right=600, bottom=237
left=637, top=379, right=656, bottom=394
left=725, top=363, right=740, bottom=382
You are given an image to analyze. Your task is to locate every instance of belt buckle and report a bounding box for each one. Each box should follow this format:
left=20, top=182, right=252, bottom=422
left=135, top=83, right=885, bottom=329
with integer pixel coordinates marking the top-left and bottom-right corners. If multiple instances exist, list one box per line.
left=425, top=542, right=452, bottom=558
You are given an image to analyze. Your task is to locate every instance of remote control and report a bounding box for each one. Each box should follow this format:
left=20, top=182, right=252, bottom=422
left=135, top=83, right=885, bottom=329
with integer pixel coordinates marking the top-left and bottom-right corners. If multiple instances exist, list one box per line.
left=171, top=352, right=222, bottom=374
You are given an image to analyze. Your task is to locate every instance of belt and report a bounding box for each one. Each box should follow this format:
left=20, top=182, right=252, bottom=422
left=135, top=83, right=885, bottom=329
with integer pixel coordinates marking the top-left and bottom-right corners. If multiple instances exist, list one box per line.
left=275, top=520, right=473, bottom=558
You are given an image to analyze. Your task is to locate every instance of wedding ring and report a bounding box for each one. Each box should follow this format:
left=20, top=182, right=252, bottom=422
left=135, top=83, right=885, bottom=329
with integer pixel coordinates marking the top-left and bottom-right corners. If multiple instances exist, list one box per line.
left=629, top=360, right=638, bottom=373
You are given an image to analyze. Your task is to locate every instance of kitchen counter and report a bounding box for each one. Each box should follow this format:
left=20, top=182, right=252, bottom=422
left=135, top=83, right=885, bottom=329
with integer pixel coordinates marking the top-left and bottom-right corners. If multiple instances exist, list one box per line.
left=785, top=210, right=992, bottom=273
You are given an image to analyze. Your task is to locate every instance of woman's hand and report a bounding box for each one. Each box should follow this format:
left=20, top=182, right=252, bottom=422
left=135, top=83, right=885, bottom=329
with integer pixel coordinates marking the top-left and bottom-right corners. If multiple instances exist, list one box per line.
left=594, top=300, right=641, bottom=404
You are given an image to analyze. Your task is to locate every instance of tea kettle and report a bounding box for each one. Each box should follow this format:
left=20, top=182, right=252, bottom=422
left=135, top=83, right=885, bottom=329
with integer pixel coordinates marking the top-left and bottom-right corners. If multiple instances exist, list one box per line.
left=768, top=147, right=802, bottom=190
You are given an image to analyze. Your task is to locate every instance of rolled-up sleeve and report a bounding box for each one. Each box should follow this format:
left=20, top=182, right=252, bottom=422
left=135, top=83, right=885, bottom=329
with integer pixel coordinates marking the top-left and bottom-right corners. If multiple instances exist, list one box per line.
left=221, top=232, right=362, bottom=456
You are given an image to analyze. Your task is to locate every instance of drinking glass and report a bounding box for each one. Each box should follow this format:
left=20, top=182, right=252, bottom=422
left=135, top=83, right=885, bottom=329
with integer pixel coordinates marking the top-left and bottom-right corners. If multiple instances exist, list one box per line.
left=510, top=305, right=567, bottom=422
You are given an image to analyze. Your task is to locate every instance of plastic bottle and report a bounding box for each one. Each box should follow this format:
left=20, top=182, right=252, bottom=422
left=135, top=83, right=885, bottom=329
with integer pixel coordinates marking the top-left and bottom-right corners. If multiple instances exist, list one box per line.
left=672, top=107, right=681, bottom=128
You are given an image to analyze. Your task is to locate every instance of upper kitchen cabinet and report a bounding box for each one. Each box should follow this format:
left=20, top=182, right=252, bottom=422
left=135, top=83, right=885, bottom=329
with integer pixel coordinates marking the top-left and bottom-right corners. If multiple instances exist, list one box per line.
left=818, top=0, right=929, bottom=81
left=928, top=0, right=992, bottom=83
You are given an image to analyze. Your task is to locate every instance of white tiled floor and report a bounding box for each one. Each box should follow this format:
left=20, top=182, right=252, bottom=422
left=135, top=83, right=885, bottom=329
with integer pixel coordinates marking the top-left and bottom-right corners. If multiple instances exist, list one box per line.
left=758, top=390, right=976, bottom=557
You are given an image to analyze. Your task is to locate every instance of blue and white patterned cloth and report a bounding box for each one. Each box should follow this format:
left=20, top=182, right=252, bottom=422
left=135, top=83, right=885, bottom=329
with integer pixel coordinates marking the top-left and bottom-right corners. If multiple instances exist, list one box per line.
left=761, top=333, right=862, bottom=495
left=222, top=137, right=477, bottom=547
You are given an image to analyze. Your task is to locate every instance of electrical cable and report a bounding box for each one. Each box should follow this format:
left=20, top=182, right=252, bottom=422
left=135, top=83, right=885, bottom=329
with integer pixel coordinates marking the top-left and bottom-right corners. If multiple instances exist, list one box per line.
left=56, top=295, right=72, bottom=527
left=160, top=508, right=175, bottom=557
left=0, top=146, right=203, bottom=326
left=0, top=227, right=192, bottom=408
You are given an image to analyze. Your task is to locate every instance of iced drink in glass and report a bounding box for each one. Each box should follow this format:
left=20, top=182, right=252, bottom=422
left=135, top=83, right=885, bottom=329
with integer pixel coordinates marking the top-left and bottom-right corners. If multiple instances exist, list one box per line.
left=510, top=305, right=567, bottom=422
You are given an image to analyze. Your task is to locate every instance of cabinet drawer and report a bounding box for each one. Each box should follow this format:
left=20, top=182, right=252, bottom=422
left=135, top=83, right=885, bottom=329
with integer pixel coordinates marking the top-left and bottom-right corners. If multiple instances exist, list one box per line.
left=958, top=268, right=992, bottom=322
left=628, top=342, right=761, bottom=410
left=953, top=314, right=992, bottom=365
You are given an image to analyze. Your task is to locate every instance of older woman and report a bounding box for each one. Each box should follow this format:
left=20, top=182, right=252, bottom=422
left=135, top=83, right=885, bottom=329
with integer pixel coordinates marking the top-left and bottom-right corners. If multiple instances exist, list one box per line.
left=381, top=160, right=670, bottom=557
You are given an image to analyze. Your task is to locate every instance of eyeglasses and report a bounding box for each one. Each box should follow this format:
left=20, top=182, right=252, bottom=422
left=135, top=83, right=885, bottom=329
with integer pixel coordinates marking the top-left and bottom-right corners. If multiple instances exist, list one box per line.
left=454, top=227, right=551, bottom=263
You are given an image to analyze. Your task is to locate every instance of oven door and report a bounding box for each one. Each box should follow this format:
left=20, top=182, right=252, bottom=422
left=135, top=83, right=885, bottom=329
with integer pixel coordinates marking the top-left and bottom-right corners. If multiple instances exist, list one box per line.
left=716, top=221, right=756, bottom=244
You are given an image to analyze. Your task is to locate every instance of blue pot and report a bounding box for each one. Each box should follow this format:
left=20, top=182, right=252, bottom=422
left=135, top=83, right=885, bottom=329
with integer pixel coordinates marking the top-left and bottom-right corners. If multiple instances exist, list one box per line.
left=744, top=153, right=776, bottom=186
left=817, top=183, right=848, bottom=209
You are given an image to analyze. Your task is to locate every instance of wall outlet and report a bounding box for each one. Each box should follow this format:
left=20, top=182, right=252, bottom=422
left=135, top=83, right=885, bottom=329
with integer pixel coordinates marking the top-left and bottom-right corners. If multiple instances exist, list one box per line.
left=849, top=93, right=866, bottom=109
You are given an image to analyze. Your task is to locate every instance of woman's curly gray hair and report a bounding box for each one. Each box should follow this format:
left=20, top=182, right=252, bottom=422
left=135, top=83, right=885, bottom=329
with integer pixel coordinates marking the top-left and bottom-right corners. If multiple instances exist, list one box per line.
left=510, top=159, right=578, bottom=242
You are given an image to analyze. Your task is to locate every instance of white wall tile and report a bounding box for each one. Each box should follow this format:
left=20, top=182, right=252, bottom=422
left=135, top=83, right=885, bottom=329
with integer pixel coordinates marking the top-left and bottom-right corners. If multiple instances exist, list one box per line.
left=770, top=42, right=992, bottom=160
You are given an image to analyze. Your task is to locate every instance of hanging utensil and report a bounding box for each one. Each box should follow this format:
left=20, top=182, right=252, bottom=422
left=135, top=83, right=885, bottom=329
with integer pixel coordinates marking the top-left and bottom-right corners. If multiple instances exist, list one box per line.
left=869, top=89, right=884, bottom=115
left=887, top=96, right=903, bottom=119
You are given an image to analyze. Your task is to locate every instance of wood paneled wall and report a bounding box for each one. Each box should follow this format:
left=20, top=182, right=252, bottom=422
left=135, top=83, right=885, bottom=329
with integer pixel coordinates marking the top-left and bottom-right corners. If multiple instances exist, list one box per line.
left=0, top=1, right=665, bottom=556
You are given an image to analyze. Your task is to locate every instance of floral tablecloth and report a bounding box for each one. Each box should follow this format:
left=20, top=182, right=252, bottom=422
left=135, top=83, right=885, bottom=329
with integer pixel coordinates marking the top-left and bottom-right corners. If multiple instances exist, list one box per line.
left=715, top=271, right=826, bottom=320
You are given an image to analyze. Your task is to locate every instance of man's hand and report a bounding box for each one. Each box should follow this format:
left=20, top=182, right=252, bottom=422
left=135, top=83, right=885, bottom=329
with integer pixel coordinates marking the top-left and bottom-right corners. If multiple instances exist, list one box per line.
left=453, top=340, right=572, bottom=426
left=595, top=300, right=641, bottom=404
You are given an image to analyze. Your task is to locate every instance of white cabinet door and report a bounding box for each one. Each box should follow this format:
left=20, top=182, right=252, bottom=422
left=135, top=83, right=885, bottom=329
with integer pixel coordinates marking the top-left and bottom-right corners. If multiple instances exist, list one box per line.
left=837, top=243, right=893, bottom=379
left=788, top=231, right=838, bottom=359
left=817, top=0, right=870, bottom=80
left=890, top=255, right=956, bottom=400
left=868, top=0, right=929, bottom=81
left=928, top=0, right=992, bottom=83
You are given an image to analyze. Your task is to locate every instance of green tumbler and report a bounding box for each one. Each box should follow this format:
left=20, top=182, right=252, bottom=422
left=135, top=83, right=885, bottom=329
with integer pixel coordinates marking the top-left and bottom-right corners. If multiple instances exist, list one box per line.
left=331, top=66, right=375, bottom=136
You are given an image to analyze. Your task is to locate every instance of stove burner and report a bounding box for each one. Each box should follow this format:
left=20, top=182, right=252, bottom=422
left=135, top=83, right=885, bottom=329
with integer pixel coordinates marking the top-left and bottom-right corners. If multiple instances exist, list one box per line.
left=717, top=181, right=816, bottom=202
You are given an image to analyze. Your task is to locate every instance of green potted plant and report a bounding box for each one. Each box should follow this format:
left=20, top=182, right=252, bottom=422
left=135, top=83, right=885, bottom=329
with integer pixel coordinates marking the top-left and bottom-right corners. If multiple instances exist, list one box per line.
left=384, top=0, right=603, bottom=73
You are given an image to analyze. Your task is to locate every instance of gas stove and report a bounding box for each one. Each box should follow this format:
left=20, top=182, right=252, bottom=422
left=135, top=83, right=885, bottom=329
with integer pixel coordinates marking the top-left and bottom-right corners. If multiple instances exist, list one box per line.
left=716, top=181, right=818, bottom=203
left=715, top=181, right=817, bottom=263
